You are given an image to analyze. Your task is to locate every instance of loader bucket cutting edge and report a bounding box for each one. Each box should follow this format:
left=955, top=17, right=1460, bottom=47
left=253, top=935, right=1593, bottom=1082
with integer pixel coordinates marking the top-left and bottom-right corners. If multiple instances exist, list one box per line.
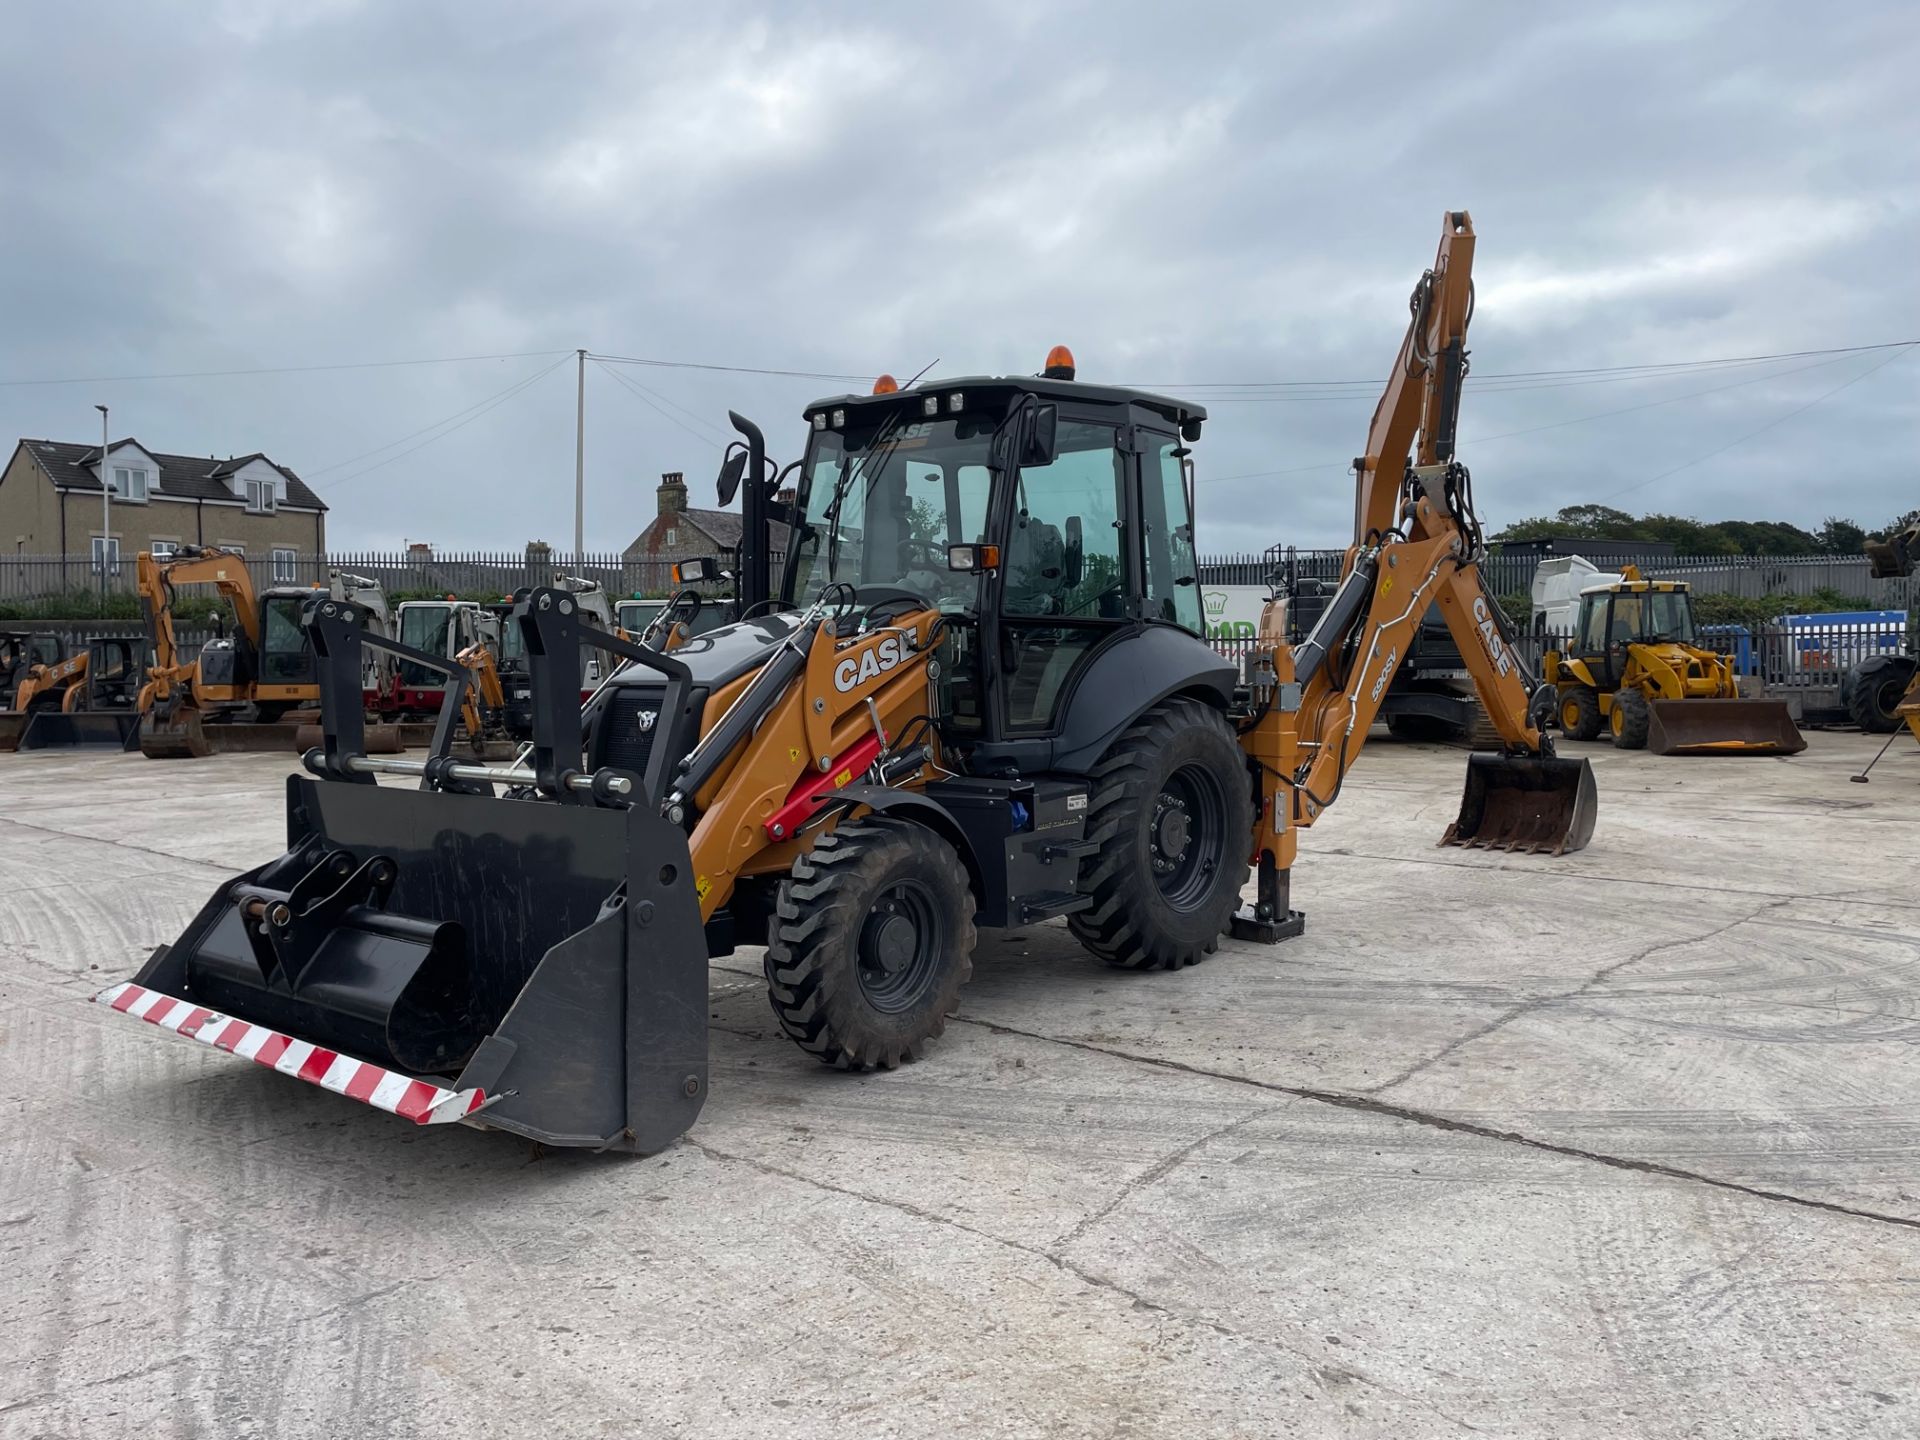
left=1646, top=699, right=1806, bottom=756
left=18, top=710, right=141, bottom=750
left=110, top=776, right=711, bottom=1154
left=93, top=981, right=493, bottom=1125
left=1441, top=753, right=1597, bottom=855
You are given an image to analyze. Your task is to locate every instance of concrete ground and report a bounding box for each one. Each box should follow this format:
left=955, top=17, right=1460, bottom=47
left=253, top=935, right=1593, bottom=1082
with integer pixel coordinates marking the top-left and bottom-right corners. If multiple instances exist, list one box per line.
left=2, top=731, right=1918, bottom=1439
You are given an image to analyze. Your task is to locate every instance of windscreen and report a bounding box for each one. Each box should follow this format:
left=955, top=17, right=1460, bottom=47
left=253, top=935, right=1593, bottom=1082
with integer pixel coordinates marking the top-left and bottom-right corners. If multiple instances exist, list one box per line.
left=784, top=413, right=997, bottom=609
left=259, top=597, right=313, bottom=683
left=399, top=604, right=452, bottom=687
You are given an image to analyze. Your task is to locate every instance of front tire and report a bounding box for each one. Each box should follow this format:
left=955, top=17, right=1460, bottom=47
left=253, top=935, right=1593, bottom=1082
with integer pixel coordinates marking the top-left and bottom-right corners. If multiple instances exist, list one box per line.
left=1069, top=698, right=1253, bottom=970
left=765, top=817, right=977, bottom=1070
left=1610, top=688, right=1651, bottom=749
left=1560, top=686, right=1603, bottom=740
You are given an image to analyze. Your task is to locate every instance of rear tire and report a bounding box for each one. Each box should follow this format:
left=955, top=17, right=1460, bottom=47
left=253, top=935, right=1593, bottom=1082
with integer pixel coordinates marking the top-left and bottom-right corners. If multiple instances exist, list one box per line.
left=1560, top=686, right=1603, bottom=740
left=765, top=817, right=976, bottom=1070
left=1846, top=656, right=1916, bottom=734
left=1610, top=688, right=1651, bottom=749
left=1068, top=698, right=1253, bottom=970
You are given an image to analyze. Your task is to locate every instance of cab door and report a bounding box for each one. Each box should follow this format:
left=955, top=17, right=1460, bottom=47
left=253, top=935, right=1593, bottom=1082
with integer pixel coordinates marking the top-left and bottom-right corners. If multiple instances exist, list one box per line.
left=989, top=417, right=1134, bottom=737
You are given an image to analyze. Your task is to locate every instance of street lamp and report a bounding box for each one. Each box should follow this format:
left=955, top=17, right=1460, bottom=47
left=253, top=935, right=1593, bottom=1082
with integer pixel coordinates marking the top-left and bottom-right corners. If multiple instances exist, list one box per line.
left=95, top=403, right=110, bottom=597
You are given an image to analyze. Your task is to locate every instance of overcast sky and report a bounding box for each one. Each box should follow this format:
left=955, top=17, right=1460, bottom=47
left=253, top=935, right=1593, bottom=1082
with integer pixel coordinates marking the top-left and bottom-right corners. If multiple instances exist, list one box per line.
left=2, top=1, right=1915, bottom=554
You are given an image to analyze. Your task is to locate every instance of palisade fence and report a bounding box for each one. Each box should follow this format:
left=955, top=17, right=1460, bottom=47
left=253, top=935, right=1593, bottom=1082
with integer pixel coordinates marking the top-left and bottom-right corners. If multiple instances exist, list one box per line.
left=5, top=546, right=1915, bottom=608
left=1196, top=548, right=1920, bottom=608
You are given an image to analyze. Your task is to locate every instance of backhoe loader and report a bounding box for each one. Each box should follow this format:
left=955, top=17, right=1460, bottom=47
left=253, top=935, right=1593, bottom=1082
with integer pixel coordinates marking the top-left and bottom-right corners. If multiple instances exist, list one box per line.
left=137, top=549, right=400, bottom=758
left=1544, top=567, right=1805, bottom=754
left=1844, top=518, right=1919, bottom=736
left=95, top=211, right=1596, bottom=1153
left=0, top=630, right=66, bottom=749
left=2, top=636, right=144, bottom=750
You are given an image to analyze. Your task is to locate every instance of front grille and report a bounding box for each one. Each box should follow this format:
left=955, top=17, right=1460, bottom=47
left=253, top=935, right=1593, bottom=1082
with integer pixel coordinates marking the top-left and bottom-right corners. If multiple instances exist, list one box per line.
left=597, top=686, right=664, bottom=777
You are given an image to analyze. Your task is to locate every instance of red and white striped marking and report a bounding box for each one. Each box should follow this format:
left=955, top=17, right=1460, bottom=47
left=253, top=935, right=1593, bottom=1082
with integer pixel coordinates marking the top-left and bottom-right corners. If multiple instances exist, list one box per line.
left=92, top=981, right=490, bottom=1126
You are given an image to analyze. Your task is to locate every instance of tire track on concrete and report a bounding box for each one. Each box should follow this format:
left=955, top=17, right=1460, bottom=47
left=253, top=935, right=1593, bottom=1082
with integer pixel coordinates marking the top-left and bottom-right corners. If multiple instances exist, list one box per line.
left=1365, top=900, right=1787, bottom=1094
left=684, top=1137, right=1486, bottom=1434
left=0, top=812, right=244, bottom=876
left=951, top=1016, right=1920, bottom=1236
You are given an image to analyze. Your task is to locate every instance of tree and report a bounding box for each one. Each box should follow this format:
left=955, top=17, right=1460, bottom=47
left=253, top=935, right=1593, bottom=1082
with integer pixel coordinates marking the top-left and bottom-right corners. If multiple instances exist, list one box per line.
left=1813, top=516, right=1869, bottom=555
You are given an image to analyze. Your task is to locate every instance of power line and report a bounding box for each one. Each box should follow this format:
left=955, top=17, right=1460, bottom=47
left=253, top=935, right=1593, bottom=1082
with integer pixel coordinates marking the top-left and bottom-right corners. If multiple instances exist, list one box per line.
left=0, top=348, right=575, bottom=388
left=590, top=350, right=872, bottom=383
left=1599, top=343, right=1917, bottom=503
left=591, top=359, right=730, bottom=450
left=1196, top=346, right=1881, bottom=487
left=1126, top=338, right=1920, bottom=392
left=305, top=354, right=578, bottom=478
left=314, top=353, right=574, bottom=492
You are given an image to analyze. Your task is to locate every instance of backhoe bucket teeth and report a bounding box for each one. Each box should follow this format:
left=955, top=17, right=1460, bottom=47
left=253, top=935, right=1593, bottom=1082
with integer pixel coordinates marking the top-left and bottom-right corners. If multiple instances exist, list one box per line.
left=17, top=710, right=141, bottom=750
left=95, top=776, right=710, bottom=1153
left=1442, top=753, right=1597, bottom=855
left=1645, top=699, right=1806, bottom=756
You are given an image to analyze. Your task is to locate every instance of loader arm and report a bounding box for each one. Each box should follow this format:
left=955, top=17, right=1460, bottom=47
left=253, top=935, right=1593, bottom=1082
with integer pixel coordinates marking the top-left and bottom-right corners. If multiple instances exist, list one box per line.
left=13, top=650, right=89, bottom=710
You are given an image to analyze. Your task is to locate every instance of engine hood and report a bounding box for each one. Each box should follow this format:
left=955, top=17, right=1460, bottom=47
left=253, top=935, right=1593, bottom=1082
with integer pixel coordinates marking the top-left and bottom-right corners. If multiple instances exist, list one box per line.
left=607, top=611, right=803, bottom=692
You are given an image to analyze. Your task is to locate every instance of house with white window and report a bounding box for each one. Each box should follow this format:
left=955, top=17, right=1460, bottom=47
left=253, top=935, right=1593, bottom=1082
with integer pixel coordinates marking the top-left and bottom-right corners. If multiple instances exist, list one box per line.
left=0, top=437, right=326, bottom=581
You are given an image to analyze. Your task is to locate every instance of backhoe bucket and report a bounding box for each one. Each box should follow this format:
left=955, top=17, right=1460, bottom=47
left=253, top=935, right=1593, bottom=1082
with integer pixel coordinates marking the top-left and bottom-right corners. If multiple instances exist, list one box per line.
left=1646, top=699, right=1806, bottom=756
left=95, top=775, right=711, bottom=1153
left=140, top=710, right=211, bottom=759
left=1442, top=753, right=1597, bottom=855
left=17, top=710, right=141, bottom=750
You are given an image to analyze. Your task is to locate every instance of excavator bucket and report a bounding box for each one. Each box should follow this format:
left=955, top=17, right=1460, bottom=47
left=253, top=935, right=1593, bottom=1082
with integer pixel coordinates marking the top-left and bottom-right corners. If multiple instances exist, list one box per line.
left=95, top=774, right=711, bottom=1152
left=16, top=710, right=141, bottom=750
left=1442, top=753, right=1597, bottom=855
left=1645, top=699, right=1806, bottom=756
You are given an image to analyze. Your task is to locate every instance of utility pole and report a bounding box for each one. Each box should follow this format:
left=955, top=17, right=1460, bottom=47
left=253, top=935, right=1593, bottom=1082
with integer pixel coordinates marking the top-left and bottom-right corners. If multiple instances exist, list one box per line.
left=574, top=348, right=586, bottom=556
left=95, top=403, right=110, bottom=601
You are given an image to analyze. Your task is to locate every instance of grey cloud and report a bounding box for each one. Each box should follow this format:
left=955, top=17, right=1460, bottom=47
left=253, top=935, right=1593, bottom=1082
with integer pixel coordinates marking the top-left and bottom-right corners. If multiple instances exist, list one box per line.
left=1, top=0, right=1915, bottom=552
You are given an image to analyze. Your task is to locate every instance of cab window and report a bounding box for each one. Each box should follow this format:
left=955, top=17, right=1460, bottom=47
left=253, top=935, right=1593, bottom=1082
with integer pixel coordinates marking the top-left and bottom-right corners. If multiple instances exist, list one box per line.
left=1004, top=421, right=1124, bottom=619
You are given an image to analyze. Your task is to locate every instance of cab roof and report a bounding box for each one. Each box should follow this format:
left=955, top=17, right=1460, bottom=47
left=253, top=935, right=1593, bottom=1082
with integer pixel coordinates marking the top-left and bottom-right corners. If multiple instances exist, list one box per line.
left=803, top=374, right=1205, bottom=431
left=1578, top=578, right=1688, bottom=597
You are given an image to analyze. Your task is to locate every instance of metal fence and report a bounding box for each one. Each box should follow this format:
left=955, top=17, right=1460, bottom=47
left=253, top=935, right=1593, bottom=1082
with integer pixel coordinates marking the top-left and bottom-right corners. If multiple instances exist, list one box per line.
left=0, top=549, right=781, bottom=607
left=1206, top=615, right=1912, bottom=719
left=1206, top=548, right=1920, bottom=606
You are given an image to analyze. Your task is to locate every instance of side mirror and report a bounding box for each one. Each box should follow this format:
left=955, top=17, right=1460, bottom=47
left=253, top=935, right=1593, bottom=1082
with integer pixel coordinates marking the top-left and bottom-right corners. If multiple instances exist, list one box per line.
left=1022, top=403, right=1058, bottom=467
left=716, top=446, right=748, bottom=506
left=673, top=557, right=719, bottom=586
left=1063, top=516, right=1084, bottom=588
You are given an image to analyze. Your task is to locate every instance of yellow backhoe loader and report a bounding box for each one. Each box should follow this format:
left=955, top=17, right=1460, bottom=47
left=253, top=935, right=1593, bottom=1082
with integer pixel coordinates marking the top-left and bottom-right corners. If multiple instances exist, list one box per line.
left=94, top=212, right=1597, bottom=1153
left=1544, top=567, right=1805, bottom=754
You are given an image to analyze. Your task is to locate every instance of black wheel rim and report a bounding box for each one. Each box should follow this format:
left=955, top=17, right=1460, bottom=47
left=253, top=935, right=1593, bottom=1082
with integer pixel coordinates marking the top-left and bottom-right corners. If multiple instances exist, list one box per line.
left=856, top=878, right=945, bottom=1013
left=1150, top=762, right=1228, bottom=911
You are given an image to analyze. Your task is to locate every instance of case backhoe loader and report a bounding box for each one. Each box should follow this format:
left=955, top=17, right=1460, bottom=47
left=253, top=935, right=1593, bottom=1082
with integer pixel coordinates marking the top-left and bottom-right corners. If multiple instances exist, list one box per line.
left=95, top=212, right=1597, bottom=1153
left=1544, top=567, right=1805, bottom=755
left=0, top=630, right=66, bottom=750
left=2, top=636, right=145, bottom=750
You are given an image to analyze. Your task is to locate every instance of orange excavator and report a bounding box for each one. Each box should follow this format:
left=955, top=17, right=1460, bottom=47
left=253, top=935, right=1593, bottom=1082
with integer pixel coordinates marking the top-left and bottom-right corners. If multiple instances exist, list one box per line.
left=98, top=212, right=1595, bottom=1153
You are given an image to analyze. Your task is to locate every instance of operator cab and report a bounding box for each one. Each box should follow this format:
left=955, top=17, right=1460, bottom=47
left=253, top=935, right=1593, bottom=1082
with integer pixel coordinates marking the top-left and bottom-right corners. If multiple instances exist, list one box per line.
left=778, top=353, right=1209, bottom=747
left=1573, top=577, right=1696, bottom=690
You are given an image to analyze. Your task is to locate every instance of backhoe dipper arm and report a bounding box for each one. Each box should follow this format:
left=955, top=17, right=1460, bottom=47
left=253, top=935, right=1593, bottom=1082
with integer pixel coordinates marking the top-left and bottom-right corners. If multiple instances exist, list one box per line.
left=137, top=547, right=260, bottom=701
left=1241, top=209, right=1591, bottom=931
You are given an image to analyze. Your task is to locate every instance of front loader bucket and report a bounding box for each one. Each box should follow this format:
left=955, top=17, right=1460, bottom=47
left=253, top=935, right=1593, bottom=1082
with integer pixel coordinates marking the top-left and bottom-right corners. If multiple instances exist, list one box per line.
left=0, top=713, right=25, bottom=752
left=1442, top=753, right=1597, bottom=855
left=96, top=776, right=710, bottom=1153
left=1646, top=699, right=1806, bottom=756
left=18, top=710, right=141, bottom=751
